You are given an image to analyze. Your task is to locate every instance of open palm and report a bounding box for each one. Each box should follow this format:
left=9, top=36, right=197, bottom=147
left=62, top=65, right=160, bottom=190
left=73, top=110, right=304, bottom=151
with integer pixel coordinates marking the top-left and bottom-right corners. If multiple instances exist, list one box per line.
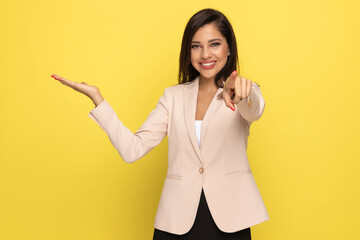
left=51, top=74, right=104, bottom=106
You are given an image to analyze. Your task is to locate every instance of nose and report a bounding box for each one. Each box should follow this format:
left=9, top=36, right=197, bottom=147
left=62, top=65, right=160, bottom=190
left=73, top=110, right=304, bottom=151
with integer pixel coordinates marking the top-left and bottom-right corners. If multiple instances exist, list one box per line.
left=201, top=46, right=211, bottom=59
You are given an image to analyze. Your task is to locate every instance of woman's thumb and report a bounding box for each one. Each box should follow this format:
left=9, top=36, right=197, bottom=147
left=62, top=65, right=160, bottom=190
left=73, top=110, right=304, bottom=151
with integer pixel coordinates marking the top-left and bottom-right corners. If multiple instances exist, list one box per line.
left=230, top=70, right=237, bottom=79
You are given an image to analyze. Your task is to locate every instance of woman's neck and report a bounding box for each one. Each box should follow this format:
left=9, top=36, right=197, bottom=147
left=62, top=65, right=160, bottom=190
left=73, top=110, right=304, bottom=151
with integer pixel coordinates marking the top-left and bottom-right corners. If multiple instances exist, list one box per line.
left=198, top=76, right=218, bottom=93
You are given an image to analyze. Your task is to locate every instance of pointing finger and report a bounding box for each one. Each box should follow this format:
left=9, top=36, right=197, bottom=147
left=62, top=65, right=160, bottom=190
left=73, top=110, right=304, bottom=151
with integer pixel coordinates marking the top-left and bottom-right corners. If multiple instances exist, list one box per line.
left=233, top=75, right=242, bottom=103
left=223, top=90, right=235, bottom=111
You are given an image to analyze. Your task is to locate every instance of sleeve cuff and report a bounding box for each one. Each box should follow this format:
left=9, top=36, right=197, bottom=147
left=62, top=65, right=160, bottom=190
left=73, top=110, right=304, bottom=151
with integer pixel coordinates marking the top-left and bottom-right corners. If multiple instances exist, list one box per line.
left=88, top=100, right=110, bottom=131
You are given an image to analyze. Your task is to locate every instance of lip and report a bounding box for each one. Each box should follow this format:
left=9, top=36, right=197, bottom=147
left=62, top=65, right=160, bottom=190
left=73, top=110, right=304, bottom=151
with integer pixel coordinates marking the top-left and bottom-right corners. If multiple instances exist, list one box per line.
left=199, top=61, right=216, bottom=70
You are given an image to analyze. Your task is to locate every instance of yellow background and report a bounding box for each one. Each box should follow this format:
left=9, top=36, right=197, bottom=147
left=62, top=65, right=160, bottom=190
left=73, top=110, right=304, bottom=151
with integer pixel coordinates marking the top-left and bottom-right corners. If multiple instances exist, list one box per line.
left=1, top=0, right=359, bottom=239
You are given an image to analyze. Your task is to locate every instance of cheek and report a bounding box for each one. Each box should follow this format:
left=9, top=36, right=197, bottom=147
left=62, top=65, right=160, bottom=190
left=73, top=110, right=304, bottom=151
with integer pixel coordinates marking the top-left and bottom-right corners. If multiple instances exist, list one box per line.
left=217, top=44, right=229, bottom=59
left=190, top=51, right=197, bottom=61
left=219, top=48, right=229, bottom=60
left=190, top=53, right=199, bottom=68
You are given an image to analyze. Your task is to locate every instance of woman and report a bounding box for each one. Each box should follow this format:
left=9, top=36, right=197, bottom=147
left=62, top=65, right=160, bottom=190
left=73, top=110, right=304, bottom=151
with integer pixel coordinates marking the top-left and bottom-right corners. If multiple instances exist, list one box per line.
left=52, top=8, right=269, bottom=240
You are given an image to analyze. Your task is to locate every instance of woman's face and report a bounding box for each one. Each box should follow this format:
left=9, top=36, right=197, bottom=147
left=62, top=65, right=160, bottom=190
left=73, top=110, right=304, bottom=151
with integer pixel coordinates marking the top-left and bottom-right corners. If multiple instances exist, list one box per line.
left=190, top=22, right=229, bottom=82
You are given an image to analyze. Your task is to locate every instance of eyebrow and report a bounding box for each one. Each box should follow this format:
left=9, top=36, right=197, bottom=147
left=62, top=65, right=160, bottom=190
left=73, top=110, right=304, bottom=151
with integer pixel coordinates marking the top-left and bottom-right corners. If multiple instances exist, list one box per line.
left=191, top=38, right=223, bottom=44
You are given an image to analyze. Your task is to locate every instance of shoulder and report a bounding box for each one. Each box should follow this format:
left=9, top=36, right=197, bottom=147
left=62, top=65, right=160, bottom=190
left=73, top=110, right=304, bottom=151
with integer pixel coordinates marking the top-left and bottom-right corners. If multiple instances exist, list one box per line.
left=163, top=82, right=192, bottom=96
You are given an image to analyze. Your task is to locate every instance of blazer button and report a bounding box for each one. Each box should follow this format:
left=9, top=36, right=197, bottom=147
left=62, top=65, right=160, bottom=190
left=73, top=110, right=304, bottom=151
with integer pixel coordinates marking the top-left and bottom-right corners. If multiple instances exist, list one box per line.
left=199, top=167, right=204, bottom=174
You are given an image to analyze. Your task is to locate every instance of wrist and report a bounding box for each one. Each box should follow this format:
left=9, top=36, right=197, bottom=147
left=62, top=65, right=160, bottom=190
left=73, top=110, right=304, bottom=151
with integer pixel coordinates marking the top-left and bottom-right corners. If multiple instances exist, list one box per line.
left=91, top=94, right=104, bottom=107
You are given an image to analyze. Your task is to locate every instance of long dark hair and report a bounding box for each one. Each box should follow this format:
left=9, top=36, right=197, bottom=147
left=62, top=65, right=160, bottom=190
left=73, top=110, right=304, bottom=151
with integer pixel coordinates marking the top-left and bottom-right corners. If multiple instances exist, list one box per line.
left=178, top=8, right=239, bottom=88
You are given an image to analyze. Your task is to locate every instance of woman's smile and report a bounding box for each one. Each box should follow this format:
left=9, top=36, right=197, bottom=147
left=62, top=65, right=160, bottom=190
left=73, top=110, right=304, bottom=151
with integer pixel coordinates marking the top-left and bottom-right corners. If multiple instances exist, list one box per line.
left=199, top=61, right=216, bottom=69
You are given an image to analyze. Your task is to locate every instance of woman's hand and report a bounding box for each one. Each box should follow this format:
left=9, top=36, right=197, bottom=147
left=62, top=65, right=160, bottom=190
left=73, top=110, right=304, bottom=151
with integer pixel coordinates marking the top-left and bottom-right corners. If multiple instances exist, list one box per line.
left=51, top=74, right=104, bottom=106
left=222, top=70, right=252, bottom=111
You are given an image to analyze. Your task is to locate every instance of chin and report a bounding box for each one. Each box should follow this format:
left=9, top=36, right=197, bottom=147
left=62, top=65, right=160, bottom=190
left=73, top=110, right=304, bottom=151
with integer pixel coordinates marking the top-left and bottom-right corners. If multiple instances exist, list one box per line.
left=201, top=75, right=216, bottom=80
left=199, top=72, right=218, bottom=80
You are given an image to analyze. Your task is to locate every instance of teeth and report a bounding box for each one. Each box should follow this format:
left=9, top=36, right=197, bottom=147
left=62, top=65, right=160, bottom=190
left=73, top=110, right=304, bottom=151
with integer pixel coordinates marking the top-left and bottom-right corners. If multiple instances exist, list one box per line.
left=201, top=62, right=215, bottom=66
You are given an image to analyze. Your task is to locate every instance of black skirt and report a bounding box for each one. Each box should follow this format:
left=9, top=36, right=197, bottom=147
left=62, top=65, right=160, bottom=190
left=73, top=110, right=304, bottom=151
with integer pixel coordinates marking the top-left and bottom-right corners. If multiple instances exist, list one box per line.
left=153, top=188, right=251, bottom=240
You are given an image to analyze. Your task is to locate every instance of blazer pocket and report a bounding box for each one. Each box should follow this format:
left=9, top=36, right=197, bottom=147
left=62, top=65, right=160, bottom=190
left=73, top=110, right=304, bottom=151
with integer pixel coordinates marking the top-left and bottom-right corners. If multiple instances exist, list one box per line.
left=167, top=143, right=183, bottom=178
left=165, top=175, right=182, bottom=180
left=224, top=169, right=252, bottom=178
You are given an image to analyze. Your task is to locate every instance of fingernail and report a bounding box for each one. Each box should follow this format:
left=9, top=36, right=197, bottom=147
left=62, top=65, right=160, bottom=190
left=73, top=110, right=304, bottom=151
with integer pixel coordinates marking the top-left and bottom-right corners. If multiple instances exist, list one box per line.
left=230, top=106, right=235, bottom=111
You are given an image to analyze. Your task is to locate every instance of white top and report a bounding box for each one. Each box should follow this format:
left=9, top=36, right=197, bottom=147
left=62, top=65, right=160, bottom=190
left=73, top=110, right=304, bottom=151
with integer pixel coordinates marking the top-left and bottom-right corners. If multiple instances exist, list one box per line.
left=195, top=120, right=202, bottom=148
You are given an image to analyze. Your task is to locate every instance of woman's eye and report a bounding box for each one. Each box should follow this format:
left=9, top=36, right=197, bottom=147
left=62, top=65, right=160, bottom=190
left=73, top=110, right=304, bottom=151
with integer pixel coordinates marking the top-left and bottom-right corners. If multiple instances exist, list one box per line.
left=211, top=42, right=221, bottom=47
left=191, top=45, right=200, bottom=49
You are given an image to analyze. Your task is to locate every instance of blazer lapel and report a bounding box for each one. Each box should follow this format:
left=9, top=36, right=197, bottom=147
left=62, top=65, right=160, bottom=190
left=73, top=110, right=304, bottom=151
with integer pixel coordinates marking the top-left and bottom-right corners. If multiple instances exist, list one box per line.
left=200, top=87, right=223, bottom=152
left=183, top=77, right=224, bottom=162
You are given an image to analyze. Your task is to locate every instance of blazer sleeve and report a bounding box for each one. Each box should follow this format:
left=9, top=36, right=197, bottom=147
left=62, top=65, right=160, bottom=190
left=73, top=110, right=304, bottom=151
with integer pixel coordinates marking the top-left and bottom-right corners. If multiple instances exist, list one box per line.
left=88, top=88, right=169, bottom=163
left=235, top=82, right=265, bottom=123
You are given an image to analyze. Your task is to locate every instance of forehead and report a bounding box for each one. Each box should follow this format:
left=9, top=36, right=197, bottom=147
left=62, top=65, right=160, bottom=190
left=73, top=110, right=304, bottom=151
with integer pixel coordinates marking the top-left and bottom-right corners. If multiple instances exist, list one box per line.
left=192, top=23, right=225, bottom=41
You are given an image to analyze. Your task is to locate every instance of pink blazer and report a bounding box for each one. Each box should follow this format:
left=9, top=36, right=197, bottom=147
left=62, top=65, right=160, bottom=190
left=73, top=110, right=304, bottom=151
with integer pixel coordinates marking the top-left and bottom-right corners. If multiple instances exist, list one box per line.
left=88, top=76, right=269, bottom=234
